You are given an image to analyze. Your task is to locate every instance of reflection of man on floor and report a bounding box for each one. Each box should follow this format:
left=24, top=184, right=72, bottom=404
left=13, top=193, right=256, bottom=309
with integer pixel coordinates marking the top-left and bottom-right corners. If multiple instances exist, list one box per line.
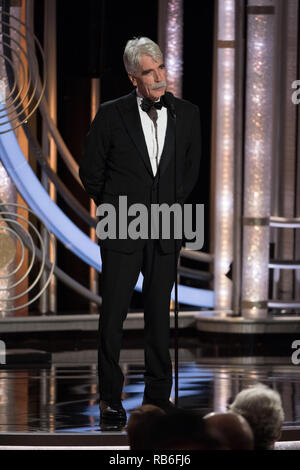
left=79, top=37, right=201, bottom=426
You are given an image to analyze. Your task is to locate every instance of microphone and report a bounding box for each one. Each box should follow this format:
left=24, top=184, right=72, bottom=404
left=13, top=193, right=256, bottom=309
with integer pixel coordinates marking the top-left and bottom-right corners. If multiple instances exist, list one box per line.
left=162, top=92, right=176, bottom=119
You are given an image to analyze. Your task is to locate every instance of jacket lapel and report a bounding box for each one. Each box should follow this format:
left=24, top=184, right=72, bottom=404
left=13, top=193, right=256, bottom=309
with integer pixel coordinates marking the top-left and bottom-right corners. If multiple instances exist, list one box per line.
left=116, top=90, right=154, bottom=178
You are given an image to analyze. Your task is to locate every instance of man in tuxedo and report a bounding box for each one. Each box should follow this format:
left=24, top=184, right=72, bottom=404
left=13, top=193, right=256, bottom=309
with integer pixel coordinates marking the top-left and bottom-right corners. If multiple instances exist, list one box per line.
left=79, top=37, right=201, bottom=426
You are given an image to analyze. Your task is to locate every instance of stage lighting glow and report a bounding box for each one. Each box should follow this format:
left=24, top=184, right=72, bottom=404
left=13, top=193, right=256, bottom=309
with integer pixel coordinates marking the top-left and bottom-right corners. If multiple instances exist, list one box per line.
left=165, top=0, right=183, bottom=97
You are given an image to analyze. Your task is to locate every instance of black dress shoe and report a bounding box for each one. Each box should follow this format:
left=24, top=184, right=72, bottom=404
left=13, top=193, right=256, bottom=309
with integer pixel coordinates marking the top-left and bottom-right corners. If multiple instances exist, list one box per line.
left=100, top=401, right=127, bottom=426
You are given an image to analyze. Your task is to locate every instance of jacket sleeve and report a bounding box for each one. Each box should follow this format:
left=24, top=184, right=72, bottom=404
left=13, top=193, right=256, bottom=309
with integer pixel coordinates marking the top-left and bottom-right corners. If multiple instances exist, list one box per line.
left=79, top=106, right=110, bottom=207
left=182, top=105, right=201, bottom=201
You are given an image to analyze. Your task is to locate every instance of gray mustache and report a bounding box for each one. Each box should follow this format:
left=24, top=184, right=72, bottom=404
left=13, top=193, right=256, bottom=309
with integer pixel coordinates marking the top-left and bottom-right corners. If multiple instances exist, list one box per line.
left=150, top=81, right=167, bottom=90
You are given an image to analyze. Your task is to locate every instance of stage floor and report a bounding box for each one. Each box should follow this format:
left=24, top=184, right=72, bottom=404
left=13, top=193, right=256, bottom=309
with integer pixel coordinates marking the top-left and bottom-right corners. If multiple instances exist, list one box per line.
left=0, top=350, right=300, bottom=446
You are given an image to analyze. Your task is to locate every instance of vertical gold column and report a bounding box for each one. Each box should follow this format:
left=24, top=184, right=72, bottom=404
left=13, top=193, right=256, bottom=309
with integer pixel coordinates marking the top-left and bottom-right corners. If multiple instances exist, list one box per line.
left=14, top=1, right=29, bottom=316
left=213, top=0, right=235, bottom=312
left=164, top=0, right=183, bottom=98
left=241, top=3, right=275, bottom=318
left=89, top=78, right=100, bottom=314
left=40, top=0, right=57, bottom=314
left=47, top=0, right=57, bottom=314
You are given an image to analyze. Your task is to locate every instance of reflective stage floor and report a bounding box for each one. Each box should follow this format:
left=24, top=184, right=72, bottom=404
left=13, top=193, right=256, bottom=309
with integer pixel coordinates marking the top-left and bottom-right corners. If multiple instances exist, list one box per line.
left=0, top=350, right=300, bottom=446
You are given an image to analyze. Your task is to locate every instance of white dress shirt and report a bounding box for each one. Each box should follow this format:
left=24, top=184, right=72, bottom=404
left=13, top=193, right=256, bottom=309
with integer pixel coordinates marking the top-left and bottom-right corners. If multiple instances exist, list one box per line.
left=136, top=92, right=168, bottom=177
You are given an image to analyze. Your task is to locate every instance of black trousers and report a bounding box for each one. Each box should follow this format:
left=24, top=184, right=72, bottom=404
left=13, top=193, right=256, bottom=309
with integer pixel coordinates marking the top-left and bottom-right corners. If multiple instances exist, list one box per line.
left=98, top=239, right=180, bottom=405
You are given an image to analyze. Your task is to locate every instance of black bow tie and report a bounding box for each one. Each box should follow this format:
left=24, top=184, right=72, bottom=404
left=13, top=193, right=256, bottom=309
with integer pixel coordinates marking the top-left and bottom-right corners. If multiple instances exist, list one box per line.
left=141, top=98, right=164, bottom=112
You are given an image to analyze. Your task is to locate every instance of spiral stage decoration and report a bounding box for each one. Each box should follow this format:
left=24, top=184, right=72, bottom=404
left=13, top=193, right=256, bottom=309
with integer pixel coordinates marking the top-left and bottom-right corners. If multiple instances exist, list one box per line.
left=0, top=203, right=55, bottom=312
left=0, top=10, right=46, bottom=133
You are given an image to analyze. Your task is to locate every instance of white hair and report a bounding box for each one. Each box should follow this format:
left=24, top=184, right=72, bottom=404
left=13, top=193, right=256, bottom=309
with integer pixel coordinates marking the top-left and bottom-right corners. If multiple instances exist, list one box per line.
left=123, top=37, right=163, bottom=75
left=229, top=383, right=284, bottom=450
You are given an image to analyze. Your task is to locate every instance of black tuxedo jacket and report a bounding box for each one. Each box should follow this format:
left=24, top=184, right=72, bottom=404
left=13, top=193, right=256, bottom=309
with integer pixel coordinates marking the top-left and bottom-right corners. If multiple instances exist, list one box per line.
left=79, top=90, right=201, bottom=253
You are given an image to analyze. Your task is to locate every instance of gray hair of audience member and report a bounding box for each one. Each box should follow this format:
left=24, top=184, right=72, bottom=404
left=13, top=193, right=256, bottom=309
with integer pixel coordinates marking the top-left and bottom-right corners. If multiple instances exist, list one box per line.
left=126, top=404, right=166, bottom=450
left=203, top=411, right=254, bottom=450
left=229, top=383, right=285, bottom=450
left=123, top=37, right=163, bottom=75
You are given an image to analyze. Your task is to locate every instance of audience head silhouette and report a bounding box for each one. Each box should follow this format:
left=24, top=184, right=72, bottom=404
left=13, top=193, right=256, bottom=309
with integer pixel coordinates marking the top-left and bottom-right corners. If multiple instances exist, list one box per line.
left=127, top=404, right=166, bottom=450
left=229, top=383, right=284, bottom=450
left=204, top=411, right=254, bottom=450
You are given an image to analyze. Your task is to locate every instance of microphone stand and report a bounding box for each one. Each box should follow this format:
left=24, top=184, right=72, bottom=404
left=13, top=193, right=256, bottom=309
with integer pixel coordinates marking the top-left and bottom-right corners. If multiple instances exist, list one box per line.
left=172, top=103, right=178, bottom=408
left=166, top=94, right=178, bottom=407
